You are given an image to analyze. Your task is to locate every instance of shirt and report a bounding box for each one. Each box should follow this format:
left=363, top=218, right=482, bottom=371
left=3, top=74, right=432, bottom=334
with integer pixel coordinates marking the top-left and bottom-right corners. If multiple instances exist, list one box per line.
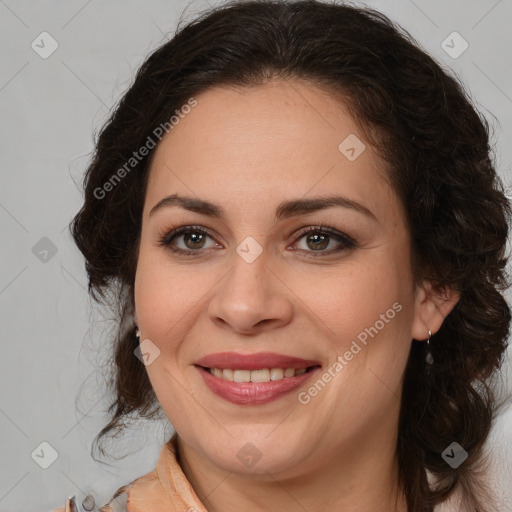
left=53, top=433, right=207, bottom=512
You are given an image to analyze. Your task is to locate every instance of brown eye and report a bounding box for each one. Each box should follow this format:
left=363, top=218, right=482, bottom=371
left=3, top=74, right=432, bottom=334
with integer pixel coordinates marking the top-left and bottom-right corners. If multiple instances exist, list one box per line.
left=159, top=226, right=220, bottom=256
left=292, top=226, right=356, bottom=257
left=304, top=232, right=330, bottom=251
left=181, top=231, right=207, bottom=249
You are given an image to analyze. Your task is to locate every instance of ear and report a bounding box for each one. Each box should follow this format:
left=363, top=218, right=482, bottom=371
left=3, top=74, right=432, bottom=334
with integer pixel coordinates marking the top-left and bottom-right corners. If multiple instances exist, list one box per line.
left=411, top=281, right=460, bottom=340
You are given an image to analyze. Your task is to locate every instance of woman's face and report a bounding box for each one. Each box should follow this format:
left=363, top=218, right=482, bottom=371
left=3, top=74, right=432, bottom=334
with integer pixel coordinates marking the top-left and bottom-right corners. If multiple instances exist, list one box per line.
left=134, top=78, right=433, bottom=477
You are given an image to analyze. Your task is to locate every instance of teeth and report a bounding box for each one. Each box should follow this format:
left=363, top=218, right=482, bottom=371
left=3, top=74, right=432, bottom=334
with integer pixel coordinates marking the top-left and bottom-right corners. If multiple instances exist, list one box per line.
left=250, top=369, right=270, bottom=382
left=233, top=370, right=251, bottom=382
left=270, top=368, right=284, bottom=380
left=223, top=368, right=234, bottom=381
left=209, top=367, right=309, bottom=382
left=212, top=368, right=223, bottom=378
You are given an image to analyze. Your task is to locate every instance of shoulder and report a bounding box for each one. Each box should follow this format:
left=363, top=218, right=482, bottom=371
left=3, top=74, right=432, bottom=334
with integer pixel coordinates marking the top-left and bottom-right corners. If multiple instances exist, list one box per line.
left=52, top=436, right=197, bottom=512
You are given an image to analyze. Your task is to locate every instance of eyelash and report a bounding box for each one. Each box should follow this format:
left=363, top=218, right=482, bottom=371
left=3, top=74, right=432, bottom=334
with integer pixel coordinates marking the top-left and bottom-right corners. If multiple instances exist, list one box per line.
left=157, top=224, right=357, bottom=258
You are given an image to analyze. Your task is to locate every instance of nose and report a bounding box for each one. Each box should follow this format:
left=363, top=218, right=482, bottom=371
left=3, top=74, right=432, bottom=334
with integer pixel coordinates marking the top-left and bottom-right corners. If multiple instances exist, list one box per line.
left=207, top=250, right=294, bottom=335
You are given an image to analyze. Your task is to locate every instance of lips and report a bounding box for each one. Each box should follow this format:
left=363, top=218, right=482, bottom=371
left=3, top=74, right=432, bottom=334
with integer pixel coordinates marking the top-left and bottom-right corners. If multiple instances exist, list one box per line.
left=195, top=352, right=321, bottom=405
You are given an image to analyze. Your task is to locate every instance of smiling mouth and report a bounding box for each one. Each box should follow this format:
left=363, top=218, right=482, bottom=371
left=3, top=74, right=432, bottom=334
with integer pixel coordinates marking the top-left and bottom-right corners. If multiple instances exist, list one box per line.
left=201, top=366, right=320, bottom=383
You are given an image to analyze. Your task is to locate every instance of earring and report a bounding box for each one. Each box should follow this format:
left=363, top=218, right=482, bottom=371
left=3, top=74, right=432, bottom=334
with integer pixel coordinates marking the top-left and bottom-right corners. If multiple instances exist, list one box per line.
left=135, top=327, right=141, bottom=342
left=425, top=329, right=433, bottom=366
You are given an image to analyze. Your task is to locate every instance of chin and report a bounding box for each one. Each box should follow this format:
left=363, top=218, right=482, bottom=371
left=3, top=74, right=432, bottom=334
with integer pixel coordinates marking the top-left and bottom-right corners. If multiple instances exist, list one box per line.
left=200, top=430, right=309, bottom=476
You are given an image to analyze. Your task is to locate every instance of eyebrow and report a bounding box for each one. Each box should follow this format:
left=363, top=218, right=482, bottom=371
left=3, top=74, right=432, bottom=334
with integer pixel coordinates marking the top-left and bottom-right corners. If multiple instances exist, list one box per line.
left=149, top=193, right=377, bottom=221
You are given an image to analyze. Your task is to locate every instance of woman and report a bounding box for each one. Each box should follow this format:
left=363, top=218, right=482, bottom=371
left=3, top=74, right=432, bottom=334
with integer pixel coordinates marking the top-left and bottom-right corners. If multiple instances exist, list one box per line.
left=54, top=0, right=511, bottom=510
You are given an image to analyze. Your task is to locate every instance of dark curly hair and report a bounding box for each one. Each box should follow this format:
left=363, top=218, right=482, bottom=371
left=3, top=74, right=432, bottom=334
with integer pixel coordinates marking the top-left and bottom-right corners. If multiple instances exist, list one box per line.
left=69, top=1, right=511, bottom=510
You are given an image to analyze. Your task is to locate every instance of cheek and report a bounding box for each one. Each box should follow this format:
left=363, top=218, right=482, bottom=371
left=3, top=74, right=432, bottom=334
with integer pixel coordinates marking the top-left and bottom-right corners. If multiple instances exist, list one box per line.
left=311, top=257, right=414, bottom=389
left=306, top=269, right=413, bottom=422
left=134, top=244, right=207, bottom=333
left=133, top=252, right=203, bottom=410
left=304, top=258, right=409, bottom=338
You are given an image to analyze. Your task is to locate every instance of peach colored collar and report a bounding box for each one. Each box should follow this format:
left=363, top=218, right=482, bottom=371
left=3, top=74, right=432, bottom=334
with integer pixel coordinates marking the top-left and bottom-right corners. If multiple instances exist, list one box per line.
left=124, top=433, right=207, bottom=512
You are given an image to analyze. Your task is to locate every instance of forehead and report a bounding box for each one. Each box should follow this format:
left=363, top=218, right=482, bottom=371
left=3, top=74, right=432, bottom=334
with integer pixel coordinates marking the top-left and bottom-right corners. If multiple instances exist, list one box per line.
left=144, top=79, right=400, bottom=225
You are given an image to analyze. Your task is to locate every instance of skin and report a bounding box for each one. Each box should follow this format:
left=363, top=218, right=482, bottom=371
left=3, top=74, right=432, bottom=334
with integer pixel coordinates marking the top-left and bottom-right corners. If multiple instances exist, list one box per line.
left=133, top=78, right=459, bottom=512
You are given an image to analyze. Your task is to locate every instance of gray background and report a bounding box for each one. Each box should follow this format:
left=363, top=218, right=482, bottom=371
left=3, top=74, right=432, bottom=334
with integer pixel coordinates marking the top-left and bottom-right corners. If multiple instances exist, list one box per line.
left=1, top=1, right=512, bottom=511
